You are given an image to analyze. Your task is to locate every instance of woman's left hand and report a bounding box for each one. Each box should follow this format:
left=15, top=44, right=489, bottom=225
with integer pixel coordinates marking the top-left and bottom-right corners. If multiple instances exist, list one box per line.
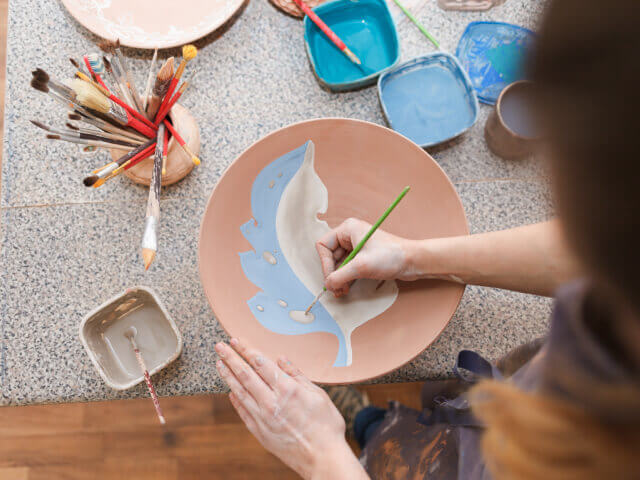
left=215, top=339, right=368, bottom=480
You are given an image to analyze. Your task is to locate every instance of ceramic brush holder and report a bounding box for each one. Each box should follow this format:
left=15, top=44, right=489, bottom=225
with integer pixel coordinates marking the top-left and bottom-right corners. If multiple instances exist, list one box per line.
left=109, top=102, right=200, bottom=186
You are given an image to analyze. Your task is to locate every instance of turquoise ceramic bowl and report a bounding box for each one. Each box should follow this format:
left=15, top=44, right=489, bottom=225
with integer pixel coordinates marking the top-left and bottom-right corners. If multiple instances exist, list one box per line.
left=303, top=0, right=400, bottom=92
left=378, top=53, right=479, bottom=148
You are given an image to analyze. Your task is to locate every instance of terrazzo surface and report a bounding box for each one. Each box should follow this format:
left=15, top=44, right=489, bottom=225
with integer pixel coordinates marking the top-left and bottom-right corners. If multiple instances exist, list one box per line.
left=1, top=0, right=551, bottom=405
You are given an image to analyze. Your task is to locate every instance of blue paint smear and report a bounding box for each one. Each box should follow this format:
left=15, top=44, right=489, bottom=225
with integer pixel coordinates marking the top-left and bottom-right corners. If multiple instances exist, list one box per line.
left=456, top=21, right=536, bottom=104
left=238, top=142, right=349, bottom=367
left=378, top=53, right=478, bottom=148
left=304, top=0, right=400, bottom=91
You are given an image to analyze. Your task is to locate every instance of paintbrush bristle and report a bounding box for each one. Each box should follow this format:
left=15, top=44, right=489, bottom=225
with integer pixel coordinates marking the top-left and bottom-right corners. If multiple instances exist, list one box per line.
left=65, top=122, right=79, bottom=130
left=97, top=39, right=116, bottom=53
left=32, top=68, right=50, bottom=83
left=102, top=56, right=112, bottom=73
left=46, top=134, right=60, bottom=140
left=69, top=58, right=81, bottom=70
left=158, top=57, right=174, bottom=82
left=29, top=119, right=49, bottom=131
left=30, top=78, right=49, bottom=93
left=182, top=44, right=197, bottom=62
left=115, top=38, right=121, bottom=50
left=142, top=248, right=156, bottom=270
left=71, top=78, right=111, bottom=113
left=68, top=113, right=82, bottom=121
left=83, top=175, right=99, bottom=186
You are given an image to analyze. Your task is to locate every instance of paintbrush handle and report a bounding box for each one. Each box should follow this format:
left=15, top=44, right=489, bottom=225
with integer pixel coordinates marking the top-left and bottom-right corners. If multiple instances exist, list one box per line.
left=294, top=0, right=345, bottom=49
left=129, top=338, right=166, bottom=425
left=340, top=186, right=411, bottom=267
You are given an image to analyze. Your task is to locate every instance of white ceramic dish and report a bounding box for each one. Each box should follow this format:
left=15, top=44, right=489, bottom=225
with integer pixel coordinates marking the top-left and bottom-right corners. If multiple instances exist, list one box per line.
left=79, top=286, right=183, bottom=390
left=61, top=0, right=246, bottom=49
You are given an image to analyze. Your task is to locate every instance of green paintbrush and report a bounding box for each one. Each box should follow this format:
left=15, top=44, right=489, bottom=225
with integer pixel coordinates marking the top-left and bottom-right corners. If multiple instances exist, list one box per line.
left=304, top=186, right=411, bottom=314
left=392, top=0, right=440, bottom=49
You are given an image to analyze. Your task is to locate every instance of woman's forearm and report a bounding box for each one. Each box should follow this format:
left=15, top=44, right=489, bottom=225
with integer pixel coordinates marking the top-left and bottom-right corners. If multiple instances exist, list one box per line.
left=310, top=440, right=369, bottom=480
left=406, top=220, right=581, bottom=296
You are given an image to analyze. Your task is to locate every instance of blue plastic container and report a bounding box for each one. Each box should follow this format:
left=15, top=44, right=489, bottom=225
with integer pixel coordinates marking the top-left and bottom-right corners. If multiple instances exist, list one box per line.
left=456, top=21, right=536, bottom=105
left=304, top=0, right=400, bottom=92
left=378, top=52, right=479, bottom=148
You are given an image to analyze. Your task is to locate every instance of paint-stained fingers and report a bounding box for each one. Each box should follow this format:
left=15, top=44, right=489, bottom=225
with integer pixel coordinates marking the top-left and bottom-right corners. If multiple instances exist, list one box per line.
left=230, top=338, right=289, bottom=391
left=277, top=356, right=310, bottom=384
left=216, top=359, right=261, bottom=416
left=325, top=260, right=361, bottom=294
left=229, top=392, right=261, bottom=437
left=216, top=342, right=274, bottom=405
left=316, top=238, right=338, bottom=279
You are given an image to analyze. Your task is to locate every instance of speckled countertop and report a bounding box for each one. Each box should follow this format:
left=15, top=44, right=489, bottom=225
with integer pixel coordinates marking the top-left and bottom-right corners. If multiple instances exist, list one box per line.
left=1, top=0, right=551, bottom=405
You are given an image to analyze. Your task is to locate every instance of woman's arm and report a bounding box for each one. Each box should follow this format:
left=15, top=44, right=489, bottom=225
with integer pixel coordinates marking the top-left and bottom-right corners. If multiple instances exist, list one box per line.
left=316, top=219, right=581, bottom=297
left=215, top=339, right=369, bottom=480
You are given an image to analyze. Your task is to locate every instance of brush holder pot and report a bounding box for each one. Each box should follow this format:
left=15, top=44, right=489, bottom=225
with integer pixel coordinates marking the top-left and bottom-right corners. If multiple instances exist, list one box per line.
left=109, top=102, right=200, bottom=186
left=484, top=80, right=539, bottom=160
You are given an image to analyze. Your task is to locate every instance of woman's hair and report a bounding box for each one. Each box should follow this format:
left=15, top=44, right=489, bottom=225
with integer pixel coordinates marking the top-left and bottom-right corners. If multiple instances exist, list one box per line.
left=472, top=1, right=640, bottom=478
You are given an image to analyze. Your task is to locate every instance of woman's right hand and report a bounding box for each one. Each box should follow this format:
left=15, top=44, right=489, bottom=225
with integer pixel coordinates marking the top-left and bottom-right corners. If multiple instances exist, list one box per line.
left=315, top=218, right=421, bottom=296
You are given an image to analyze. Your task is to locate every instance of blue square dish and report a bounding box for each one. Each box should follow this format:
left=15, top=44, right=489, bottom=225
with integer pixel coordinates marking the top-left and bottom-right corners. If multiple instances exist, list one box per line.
left=377, top=53, right=479, bottom=148
left=304, top=0, right=400, bottom=92
left=456, top=21, right=536, bottom=105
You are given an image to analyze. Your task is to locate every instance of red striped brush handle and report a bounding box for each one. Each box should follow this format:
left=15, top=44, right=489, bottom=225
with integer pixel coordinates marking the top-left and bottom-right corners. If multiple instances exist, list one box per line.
left=83, top=56, right=109, bottom=91
left=154, top=77, right=179, bottom=124
left=124, top=143, right=157, bottom=170
left=163, top=119, right=185, bottom=146
left=132, top=345, right=166, bottom=425
left=163, top=125, right=169, bottom=154
left=154, top=90, right=183, bottom=127
left=293, top=0, right=346, bottom=50
left=111, top=94, right=157, bottom=130
left=125, top=111, right=156, bottom=138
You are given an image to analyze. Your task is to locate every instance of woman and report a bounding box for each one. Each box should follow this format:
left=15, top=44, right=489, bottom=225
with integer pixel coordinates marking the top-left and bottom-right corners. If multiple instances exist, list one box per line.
left=214, top=0, right=640, bottom=478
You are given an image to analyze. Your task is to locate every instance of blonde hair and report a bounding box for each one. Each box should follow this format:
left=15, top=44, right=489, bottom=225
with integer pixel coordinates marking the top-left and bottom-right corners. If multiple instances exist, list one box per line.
left=470, top=380, right=640, bottom=480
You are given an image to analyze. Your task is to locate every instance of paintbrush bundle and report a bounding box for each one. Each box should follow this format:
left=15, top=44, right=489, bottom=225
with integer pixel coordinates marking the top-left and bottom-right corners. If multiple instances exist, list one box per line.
left=29, top=42, right=202, bottom=270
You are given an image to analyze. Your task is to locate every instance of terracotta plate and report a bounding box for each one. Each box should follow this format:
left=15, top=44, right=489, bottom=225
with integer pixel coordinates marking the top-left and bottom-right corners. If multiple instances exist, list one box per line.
left=61, top=0, right=246, bottom=49
left=199, top=118, right=468, bottom=383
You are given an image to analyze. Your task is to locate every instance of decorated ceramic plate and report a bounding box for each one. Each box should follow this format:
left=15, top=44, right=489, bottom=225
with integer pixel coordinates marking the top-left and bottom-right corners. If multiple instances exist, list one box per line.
left=199, top=118, right=468, bottom=384
left=61, top=0, right=246, bottom=49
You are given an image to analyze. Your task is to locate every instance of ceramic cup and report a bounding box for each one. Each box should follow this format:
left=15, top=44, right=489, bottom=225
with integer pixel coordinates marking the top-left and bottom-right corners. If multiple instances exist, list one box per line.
left=484, top=80, right=539, bottom=160
left=109, top=102, right=201, bottom=186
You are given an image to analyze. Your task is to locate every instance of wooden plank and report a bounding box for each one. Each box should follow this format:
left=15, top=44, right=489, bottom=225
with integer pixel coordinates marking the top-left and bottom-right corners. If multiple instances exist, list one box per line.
left=26, top=458, right=179, bottom=480
left=0, top=402, right=84, bottom=436
left=0, top=467, right=29, bottom=480
left=82, top=393, right=239, bottom=432
left=0, top=432, right=104, bottom=468
left=361, top=382, right=423, bottom=410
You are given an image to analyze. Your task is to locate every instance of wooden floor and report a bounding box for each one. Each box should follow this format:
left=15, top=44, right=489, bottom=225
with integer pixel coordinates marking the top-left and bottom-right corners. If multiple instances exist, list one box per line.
left=0, top=2, right=423, bottom=477
left=0, top=384, right=422, bottom=479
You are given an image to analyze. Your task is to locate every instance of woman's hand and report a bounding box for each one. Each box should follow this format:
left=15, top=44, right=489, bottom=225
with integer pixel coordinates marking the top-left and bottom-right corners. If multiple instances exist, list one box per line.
left=316, top=218, right=419, bottom=296
left=215, top=339, right=368, bottom=480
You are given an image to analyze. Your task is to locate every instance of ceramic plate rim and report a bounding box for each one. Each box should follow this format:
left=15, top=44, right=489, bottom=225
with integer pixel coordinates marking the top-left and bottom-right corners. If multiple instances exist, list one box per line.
left=303, top=0, right=401, bottom=91
left=60, top=0, right=247, bottom=49
left=377, top=52, right=479, bottom=148
left=456, top=20, right=536, bottom=105
left=198, top=117, right=469, bottom=384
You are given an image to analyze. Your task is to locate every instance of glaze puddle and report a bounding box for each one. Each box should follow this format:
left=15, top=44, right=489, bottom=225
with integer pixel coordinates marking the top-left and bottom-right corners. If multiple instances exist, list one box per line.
left=102, top=303, right=177, bottom=379
left=289, top=310, right=315, bottom=324
left=263, top=251, right=277, bottom=265
left=379, top=53, right=478, bottom=147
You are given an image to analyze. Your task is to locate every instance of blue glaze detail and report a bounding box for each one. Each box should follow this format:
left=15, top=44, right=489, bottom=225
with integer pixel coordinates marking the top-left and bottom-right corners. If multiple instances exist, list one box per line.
left=377, top=53, right=479, bottom=148
left=456, top=21, right=536, bottom=105
left=238, top=142, right=349, bottom=367
left=304, top=0, right=400, bottom=92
